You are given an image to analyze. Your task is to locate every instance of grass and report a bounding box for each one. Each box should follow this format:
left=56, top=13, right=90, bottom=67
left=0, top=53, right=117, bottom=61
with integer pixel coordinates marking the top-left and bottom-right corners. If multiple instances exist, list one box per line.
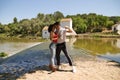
left=0, top=52, right=8, bottom=57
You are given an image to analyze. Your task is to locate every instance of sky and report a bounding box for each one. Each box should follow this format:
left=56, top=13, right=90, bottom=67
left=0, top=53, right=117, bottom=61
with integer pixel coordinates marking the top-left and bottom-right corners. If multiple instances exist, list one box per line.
left=0, top=0, right=120, bottom=24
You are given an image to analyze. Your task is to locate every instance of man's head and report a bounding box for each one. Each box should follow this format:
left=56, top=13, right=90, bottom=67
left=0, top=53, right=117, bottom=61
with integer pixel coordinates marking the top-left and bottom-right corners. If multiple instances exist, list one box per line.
left=54, top=22, right=60, bottom=31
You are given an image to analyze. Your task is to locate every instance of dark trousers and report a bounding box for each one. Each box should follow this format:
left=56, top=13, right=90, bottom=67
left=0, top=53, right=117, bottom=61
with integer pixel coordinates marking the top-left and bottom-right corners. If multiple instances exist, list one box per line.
left=56, top=42, right=73, bottom=66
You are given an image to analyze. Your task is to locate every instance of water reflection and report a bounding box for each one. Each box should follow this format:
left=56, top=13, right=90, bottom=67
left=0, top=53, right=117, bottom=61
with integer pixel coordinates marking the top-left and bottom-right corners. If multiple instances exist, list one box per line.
left=116, top=39, right=120, bottom=48
left=0, top=41, right=40, bottom=56
left=73, top=38, right=120, bottom=55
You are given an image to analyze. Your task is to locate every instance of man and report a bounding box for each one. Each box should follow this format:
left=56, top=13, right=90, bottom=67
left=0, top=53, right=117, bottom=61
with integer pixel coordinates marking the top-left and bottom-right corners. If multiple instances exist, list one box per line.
left=54, top=22, right=76, bottom=73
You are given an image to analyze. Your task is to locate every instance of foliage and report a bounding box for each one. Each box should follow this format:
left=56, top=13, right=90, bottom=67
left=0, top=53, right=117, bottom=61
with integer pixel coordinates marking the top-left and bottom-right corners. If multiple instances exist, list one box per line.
left=0, top=11, right=120, bottom=37
left=13, top=17, right=18, bottom=24
left=53, top=11, right=64, bottom=21
left=72, top=17, right=87, bottom=33
left=67, top=13, right=116, bottom=33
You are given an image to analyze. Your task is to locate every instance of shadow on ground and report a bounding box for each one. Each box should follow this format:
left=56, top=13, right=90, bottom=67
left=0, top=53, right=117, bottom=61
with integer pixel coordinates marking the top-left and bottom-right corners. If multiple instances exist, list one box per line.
left=0, top=42, right=52, bottom=80
left=0, top=42, right=75, bottom=80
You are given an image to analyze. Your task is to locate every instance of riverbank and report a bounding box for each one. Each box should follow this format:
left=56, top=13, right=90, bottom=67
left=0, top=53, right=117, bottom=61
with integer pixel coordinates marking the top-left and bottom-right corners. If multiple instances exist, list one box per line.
left=0, top=34, right=45, bottom=42
left=17, top=58, right=120, bottom=80
left=1, top=33, right=120, bottom=40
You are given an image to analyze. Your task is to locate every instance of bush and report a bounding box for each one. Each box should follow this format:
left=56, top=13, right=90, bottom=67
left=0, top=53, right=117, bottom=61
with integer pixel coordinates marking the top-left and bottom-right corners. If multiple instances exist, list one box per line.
left=0, top=52, right=8, bottom=57
left=92, top=28, right=102, bottom=32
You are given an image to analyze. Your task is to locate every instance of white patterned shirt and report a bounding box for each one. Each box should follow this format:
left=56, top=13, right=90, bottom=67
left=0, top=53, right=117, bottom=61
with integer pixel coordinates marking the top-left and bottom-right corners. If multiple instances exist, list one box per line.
left=57, top=27, right=66, bottom=43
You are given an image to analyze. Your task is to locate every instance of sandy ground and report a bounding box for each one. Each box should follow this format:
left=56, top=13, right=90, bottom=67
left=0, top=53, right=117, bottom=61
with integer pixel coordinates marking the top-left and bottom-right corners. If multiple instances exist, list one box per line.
left=17, top=59, right=120, bottom=80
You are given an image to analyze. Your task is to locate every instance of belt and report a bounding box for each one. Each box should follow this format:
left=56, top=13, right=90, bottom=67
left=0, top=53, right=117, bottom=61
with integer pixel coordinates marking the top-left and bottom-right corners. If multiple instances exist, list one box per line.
left=57, top=42, right=65, bottom=46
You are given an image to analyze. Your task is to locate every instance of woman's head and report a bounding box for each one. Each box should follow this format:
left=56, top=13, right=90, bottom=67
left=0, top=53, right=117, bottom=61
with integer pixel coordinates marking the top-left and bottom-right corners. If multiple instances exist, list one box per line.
left=48, top=24, right=56, bottom=33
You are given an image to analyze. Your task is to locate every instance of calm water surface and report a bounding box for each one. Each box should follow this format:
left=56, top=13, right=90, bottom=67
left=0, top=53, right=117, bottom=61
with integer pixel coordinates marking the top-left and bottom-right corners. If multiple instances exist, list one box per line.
left=0, top=40, right=40, bottom=56
left=73, top=37, right=120, bottom=62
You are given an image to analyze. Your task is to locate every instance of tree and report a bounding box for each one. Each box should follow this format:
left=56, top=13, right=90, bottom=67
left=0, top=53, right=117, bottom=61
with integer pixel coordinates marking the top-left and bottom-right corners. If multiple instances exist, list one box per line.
left=72, top=17, right=87, bottom=33
left=37, top=13, right=45, bottom=21
left=53, top=11, right=64, bottom=21
left=4, top=25, right=10, bottom=33
left=0, top=23, right=4, bottom=33
left=13, top=17, right=18, bottom=24
left=19, top=19, right=31, bottom=36
left=106, top=20, right=114, bottom=30
left=109, top=16, right=120, bottom=24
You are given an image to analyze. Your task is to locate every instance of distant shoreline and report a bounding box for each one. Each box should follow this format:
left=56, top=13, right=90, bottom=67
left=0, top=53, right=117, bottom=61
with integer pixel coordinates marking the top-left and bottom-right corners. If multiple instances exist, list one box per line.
left=74, top=33, right=120, bottom=38
left=1, top=33, right=120, bottom=40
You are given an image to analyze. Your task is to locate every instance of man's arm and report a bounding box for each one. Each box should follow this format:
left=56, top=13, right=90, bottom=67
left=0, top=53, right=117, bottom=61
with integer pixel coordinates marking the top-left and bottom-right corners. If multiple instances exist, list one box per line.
left=64, top=26, right=72, bottom=33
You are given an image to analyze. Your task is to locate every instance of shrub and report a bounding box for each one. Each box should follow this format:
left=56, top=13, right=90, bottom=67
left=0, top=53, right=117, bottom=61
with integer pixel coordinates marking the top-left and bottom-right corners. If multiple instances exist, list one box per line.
left=0, top=52, right=8, bottom=57
left=92, top=28, right=102, bottom=32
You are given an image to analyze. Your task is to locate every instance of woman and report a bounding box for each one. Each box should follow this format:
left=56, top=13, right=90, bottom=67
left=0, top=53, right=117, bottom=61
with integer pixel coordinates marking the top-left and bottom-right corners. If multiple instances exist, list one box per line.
left=48, top=24, right=58, bottom=72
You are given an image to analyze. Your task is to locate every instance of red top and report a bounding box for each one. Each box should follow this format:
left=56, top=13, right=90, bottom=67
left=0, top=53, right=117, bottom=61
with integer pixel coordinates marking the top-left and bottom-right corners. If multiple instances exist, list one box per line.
left=52, top=33, right=58, bottom=43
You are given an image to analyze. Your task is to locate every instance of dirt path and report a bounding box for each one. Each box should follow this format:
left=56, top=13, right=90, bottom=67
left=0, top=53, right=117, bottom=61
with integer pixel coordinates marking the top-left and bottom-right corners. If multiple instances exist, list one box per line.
left=17, top=59, right=120, bottom=80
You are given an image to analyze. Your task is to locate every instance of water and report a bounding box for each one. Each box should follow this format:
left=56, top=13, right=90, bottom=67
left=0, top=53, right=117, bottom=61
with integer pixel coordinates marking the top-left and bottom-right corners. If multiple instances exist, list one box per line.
left=0, top=40, right=41, bottom=56
left=73, top=37, right=120, bottom=63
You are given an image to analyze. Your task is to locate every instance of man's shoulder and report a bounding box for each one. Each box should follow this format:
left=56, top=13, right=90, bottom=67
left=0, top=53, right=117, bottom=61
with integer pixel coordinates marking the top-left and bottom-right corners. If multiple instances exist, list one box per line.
left=60, top=27, right=66, bottom=31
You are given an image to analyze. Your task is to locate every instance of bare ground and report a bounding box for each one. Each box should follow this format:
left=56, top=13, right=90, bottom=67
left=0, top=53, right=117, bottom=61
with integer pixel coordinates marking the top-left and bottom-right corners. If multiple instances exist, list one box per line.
left=17, top=59, right=120, bottom=80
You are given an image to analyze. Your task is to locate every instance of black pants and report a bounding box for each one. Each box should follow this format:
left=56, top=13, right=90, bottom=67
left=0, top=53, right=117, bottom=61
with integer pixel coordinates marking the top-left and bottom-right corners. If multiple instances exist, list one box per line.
left=56, top=42, right=73, bottom=66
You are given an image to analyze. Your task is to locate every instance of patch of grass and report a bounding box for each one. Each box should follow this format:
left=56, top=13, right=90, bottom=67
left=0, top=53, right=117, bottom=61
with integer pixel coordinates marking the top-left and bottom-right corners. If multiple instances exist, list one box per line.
left=0, top=52, right=8, bottom=57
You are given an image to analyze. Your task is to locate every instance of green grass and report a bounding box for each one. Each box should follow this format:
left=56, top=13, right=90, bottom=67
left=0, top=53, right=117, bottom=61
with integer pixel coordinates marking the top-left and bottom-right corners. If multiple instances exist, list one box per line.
left=0, top=52, right=8, bottom=57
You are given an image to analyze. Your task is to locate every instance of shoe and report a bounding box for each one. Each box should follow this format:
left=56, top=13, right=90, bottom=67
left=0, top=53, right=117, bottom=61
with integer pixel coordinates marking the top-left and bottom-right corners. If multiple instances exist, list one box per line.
left=51, top=66, right=57, bottom=72
left=49, top=64, right=56, bottom=72
left=72, top=66, right=76, bottom=73
left=49, top=64, right=52, bottom=70
left=56, top=66, right=61, bottom=70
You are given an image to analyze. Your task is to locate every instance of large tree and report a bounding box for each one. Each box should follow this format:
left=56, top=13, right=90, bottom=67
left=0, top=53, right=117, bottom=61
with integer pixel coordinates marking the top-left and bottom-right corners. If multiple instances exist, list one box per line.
left=53, top=11, right=64, bottom=21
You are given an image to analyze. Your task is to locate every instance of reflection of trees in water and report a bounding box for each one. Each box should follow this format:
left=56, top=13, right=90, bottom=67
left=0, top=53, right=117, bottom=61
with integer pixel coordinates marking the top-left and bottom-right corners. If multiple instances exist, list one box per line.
left=111, top=39, right=117, bottom=47
left=111, top=39, right=120, bottom=48
left=116, top=39, right=120, bottom=48
left=73, top=38, right=120, bottom=55
left=65, top=37, right=94, bottom=61
left=66, top=37, right=77, bottom=50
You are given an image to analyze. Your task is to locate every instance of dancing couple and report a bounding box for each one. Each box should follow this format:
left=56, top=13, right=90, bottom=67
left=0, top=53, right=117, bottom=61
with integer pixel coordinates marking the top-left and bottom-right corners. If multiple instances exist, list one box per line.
left=48, top=22, right=76, bottom=73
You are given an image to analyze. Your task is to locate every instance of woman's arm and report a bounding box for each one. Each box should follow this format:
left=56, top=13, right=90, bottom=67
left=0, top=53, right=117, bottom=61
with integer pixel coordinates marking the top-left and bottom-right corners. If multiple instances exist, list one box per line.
left=50, top=32, right=53, bottom=40
left=50, top=32, right=58, bottom=41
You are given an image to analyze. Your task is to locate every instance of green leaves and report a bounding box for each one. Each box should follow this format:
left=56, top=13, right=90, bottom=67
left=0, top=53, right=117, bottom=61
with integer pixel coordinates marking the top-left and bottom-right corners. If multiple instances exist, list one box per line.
left=67, top=13, right=118, bottom=33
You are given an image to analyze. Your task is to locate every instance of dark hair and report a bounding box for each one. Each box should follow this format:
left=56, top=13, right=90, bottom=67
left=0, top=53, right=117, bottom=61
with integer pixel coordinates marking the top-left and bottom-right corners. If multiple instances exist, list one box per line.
left=54, top=22, right=60, bottom=26
left=48, top=24, right=54, bottom=33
